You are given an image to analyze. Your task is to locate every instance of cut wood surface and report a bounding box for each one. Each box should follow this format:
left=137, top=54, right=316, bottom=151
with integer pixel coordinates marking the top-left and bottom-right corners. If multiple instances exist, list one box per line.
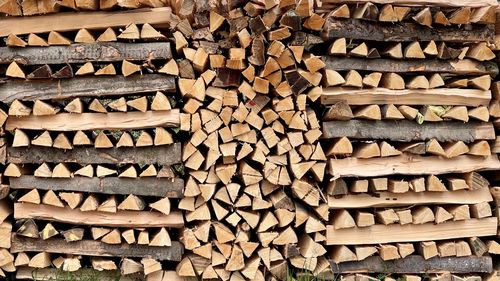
left=10, top=176, right=183, bottom=198
left=326, top=217, right=497, bottom=245
left=322, top=18, right=495, bottom=42
left=0, top=42, right=172, bottom=65
left=322, top=120, right=495, bottom=142
left=321, top=88, right=491, bottom=106
left=0, top=8, right=173, bottom=37
left=0, top=74, right=175, bottom=102
left=6, top=110, right=180, bottom=131
left=11, top=236, right=183, bottom=261
left=14, top=203, right=184, bottom=228
left=328, top=188, right=493, bottom=208
left=329, top=255, right=493, bottom=274
left=322, top=0, right=497, bottom=7
left=329, top=154, right=500, bottom=177
left=8, top=143, right=181, bottom=165
left=323, top=57, right=498, bottom=76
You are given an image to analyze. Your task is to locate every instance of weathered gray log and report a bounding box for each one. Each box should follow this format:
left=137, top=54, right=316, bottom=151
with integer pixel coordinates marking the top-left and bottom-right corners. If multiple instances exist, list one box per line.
left=11, top=235, right=183, bottom=261
left=10, top=176, right=183, bottom=198
left=330, top=255, right=493, bottom=274
left=322, top=18, right=495, bottom=42
left=0, top=74, right=175, bottom=102
left=8, top=143, right=181, bottom=165
left=322, top=121, right=495, bottom=142
left=323, top=57, right=498, bottom=77
left=16, top=267, right=141, bottom=281
left=0, top=42, right=171, bottom=65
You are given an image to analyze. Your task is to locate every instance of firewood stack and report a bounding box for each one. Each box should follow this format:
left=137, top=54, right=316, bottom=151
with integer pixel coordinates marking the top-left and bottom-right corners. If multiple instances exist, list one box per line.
left=0, top=6, right=189, bottom=279
left=1, top=0, right=500, bottom=280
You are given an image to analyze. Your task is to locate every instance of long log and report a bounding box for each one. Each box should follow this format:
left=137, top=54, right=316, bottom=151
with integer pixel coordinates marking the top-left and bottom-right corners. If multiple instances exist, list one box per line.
left=329, top=188, right=493, bottom=208
left=14, top=203, right=184, bottom=228
left=6, top=110, right=180, bottom=131
left=0, top=42, right=172, bottom=65
left=17, top=267, right=141, bottom=281
left=329, top=255, right=493, bottom=274
left=0, top=74, right=176, bottom=102
left=8, top=143, right=182, bottom=165
left=322, top=18, right=495, bottom=42
left=322, top=121, right=495, bottom=142
left=326, top=217, right=497, bottom=245
left=10, top=176, right=184, bottom=198
left=11, top=236, right=183, bottom=261
left=323, top=57, right=498, bottom=77
left=321, top=0, right=497, bottom=7
left=0, top=8, right=172, bottom=37
left=321, top=88, right=491, bottom=106
left=329, top=154, right=500, bottom=177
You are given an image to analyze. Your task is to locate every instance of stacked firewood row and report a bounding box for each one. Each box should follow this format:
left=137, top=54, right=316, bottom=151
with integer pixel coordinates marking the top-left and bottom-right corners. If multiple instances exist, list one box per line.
left=0, top=5, right=190, bottom=279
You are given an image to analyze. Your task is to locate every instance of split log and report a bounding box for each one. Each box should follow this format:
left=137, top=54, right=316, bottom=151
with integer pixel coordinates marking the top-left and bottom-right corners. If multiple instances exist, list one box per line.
left=11, top=176, right=183, bottom=197
left=6, top=110, right=180, bottom=131
left=8, top=143, right=181, bottom=165
left=14, top=203, right=183, bottom=228
left=11, top=236, right=183, bottom=261
left=326, top=218, right=497, bottom=245
left=0, top=75, right=175, bottom=102
left=322, top=120, right=495, bottom=142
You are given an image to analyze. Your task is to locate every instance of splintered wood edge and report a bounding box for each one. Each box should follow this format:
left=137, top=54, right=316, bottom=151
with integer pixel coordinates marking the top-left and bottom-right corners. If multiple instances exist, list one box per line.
left=329, top=255, right=493, bottom=274
left=322, top=120, right=496, bottom=142
left=0, top=74, right=176, bottom=102
left=11, top=236, right=184, bottom=261
left=321, top=88, right=491, bottom=106
left=328, top=154, right=500, bottom=177
left=328, top=187, right=493, bottom=208
left=321, top=0, right=498, bottom=7
left=10, top=176, right=184, bottom=198
left=326, top=217, right=497, bottom=245
left=8, top=143, right=182, bottom=165
left=6, top=110, right=180, bottom=131
left=14, top=203, right=184, bottom=228
left=0, top=7, right=172, bottom=37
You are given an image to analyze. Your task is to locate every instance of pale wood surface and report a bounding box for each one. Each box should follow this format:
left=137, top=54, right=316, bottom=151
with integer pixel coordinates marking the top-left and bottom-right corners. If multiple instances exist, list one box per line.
left=321, top=88, right=491, bottom=106
left=10, top=176, right=184, bottom=198
left=0, top=8, right=173, bottom=36
left=322, top=121, right=495, bottom=142
left=6, top=110, right=180, bottom=131
left=328, top=188, right=493, bottom=208
left=322, top=0, right=497, bottom=7
left=329, top=154, right=500, bottom=177
left=329, top=255, right=493, bottom=273
left=11, top=236, right=183, bottom=261
left=8, top=143, right=181, bottom=165
left=14, top=203, right=184, bottom=228
left=0, top=74, right=176, bottom=102
left=0, top=42, right=172, bottom=65
left=326, top=218, right=497, bottom=245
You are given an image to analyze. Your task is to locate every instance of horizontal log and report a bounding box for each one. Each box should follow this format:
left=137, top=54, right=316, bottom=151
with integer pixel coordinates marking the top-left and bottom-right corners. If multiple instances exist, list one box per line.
left=329, top=188, right=493, bottom=208
left=322, top=18, right=495, bottom=42
left=0, top=8, right=172, bottom=37
left=6, top=110, right=180, bottom=131
left=326, top=217, right=497, bottom=245
left=10, top=176, right=184, bottom=198
left=322, top=121, right=496, bottom=142
left=330, top=255, right=493, bottom=274
left=8, top=143, right=182, bottom=165
left=329, top=154, right=500, bottom=177
left=321, top=88, right=491, bottom=107
left=14, top=203, right=184, bottom=228
left=0, top=42, right=172, bottom=65
left=0, top=74, right=176, bottom=102
left=321, top=0, right=497, bottom=7
left=17, top=267, right=141, bottom=281
left=11, top=236, right=183, bottom=261
left=323, top=57, right=498, bottom=77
